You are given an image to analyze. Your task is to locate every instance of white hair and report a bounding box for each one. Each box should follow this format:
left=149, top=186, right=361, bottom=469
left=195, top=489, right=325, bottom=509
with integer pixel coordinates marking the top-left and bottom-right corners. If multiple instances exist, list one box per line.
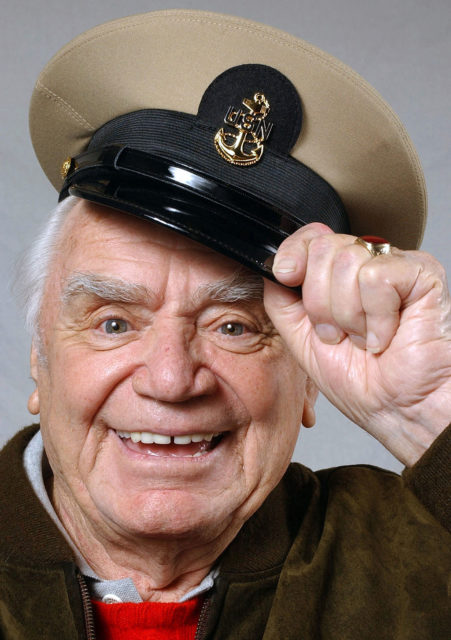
left=15, top=195, right=81, bottom=341
left=15, top=194, right=264, bottom=351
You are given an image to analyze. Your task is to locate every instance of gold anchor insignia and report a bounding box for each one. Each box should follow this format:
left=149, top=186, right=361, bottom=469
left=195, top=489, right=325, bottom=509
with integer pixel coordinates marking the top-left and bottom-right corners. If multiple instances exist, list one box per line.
left=214, top=92, right=273, bottom=166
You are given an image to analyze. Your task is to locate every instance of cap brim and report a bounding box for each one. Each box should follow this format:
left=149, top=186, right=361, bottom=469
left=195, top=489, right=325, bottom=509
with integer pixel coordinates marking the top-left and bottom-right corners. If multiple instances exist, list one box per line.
left=31, top=9, right=427, bottom=251
left=66, top=168, right=289, bottom=283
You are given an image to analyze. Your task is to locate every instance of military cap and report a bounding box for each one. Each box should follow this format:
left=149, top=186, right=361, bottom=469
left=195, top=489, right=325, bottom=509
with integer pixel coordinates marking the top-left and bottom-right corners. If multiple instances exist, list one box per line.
left=30, top=9, right=426, bottom=283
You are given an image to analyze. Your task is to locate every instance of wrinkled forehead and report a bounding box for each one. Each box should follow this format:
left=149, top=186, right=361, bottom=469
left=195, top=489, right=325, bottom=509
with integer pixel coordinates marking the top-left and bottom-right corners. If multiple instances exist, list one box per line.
left=55, top=200, right=264, bottom=303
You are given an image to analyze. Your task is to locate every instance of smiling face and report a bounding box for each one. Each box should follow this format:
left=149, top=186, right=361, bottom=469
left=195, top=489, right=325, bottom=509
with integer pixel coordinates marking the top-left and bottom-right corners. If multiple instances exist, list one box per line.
left=31, top=200, right=308, bottom=551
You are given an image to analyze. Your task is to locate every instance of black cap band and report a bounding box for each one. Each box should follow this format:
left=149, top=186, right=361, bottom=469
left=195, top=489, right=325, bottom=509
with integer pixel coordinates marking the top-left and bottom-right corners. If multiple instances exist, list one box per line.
left=59, top=64, right=349, bottom=284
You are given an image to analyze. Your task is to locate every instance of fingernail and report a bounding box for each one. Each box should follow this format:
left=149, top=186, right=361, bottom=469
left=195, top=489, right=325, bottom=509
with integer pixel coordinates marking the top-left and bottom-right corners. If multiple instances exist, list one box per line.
left=273, top=257, right=297, bottom=274
left=315, top=323, right=340, bottom=344
left=366, top=331, right=381, bottom=353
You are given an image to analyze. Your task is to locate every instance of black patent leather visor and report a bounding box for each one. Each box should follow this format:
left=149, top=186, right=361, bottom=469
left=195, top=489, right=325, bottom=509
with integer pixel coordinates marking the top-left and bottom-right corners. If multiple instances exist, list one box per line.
left=60, top=139, right=349, bottom=284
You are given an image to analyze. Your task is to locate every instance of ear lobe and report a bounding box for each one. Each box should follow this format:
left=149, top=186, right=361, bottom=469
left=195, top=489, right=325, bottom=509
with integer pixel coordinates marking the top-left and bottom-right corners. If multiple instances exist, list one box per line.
left=28, top=388, right=40, bottom=415
left=302, top=378, right=319, bottom=428
left=28, top=342, right=40, bottom=415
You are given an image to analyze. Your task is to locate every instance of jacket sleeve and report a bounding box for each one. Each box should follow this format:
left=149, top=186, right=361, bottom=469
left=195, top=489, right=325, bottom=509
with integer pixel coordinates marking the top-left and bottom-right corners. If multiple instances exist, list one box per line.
left=402, top=423, right=451, bottom=533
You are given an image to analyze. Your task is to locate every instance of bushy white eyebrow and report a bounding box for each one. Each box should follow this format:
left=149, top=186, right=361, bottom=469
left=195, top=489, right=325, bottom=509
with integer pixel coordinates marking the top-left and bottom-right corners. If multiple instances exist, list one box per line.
left=196, top=269, right=263, bottom=303
left=61, top=273, right=150, bottom=306
left=61, top=269, right=263, bottom=308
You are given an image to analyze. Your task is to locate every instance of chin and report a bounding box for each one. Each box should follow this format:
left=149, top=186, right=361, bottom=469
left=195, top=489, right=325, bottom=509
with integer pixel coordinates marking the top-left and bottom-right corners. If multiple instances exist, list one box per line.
left=91, top=486, right=237, bottom=544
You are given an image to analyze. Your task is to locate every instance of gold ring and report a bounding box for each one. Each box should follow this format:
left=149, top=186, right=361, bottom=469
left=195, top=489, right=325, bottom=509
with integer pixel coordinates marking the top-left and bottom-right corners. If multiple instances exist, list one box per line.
left=355, top=235, right=391, bottom=257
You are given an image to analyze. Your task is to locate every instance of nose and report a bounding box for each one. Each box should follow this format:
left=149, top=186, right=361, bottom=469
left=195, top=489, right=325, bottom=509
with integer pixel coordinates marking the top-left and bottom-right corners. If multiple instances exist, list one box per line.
left=131, top=320, right=218, bottom=403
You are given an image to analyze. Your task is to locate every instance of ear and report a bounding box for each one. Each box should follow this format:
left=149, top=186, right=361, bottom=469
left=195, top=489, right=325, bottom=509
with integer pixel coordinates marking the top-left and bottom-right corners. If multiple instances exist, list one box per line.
left=27, top=341, right=40, bottom=416
left=301, top=377, right=318, bottom=428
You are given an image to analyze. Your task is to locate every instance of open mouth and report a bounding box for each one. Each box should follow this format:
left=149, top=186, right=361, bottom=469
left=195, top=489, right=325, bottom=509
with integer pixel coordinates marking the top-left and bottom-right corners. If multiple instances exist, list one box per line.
left=116, top=430, right=224, bottom=458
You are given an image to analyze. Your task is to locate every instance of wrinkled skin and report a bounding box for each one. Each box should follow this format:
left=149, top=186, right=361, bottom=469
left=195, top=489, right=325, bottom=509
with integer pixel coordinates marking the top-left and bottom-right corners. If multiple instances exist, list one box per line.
left=28, top=200, right=451, bottom=600
left=266, top=223, right=451, bottom=465
left=28, top=201, right=312, bottom=601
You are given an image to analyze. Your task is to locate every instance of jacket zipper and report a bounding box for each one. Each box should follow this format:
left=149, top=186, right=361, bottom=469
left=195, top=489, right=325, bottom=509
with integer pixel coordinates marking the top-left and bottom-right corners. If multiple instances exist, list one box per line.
left=194, top=595, right=211, bottom=640
left=76, top=572, right=97, bottom=640
left=77, top=571, right=212, bottom=640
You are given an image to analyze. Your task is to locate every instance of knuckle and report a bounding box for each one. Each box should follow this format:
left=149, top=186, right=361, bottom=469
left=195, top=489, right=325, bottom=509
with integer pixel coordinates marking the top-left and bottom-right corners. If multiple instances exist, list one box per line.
left=334, top=246, right=361, bottom=271
left=277, top=231, right=308, bottom=255
left=404, top=250, right=446, bottom=281
left=281, top=222, right=333, bottom=249
left=429, top=258, right=447, bottom=282
left=308, top=234, right=336, bottom=257
left=306, top=222, right=334, bottom=235
left=359, top=262, right=383, bottom=287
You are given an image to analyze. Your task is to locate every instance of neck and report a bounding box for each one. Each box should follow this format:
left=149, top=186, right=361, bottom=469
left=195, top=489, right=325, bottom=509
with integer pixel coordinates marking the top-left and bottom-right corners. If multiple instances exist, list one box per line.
left=51, top=480, right=231, bottom=602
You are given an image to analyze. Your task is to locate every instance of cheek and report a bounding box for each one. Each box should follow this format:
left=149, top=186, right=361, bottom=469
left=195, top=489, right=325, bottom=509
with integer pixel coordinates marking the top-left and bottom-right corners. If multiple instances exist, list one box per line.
left=48, top=346, right=132, bottom=422
left=38, top=347, right=135, bottom=474
left=238, top=354, right=305, bottom=425
left=235, top=356, right=305, bottom=473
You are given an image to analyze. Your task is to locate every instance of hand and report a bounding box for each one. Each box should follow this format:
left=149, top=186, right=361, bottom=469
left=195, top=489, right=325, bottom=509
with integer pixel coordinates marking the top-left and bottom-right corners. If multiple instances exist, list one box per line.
left=264, top=223, right=451, bottom=466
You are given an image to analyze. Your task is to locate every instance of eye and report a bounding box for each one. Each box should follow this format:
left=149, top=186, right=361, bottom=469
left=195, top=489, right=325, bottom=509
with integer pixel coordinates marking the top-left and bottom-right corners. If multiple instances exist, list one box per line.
left=218, top=322, right=245, bottom=336
left=103, top=318, right=129, bottom=334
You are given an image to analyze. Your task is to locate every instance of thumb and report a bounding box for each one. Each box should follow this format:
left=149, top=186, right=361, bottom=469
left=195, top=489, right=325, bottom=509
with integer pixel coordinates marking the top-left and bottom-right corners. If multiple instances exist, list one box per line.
left=263, top=279, right=311, bottom=358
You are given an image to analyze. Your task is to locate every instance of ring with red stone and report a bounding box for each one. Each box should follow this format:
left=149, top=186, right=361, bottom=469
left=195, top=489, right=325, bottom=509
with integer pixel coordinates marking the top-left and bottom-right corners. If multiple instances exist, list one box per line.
left=354, top=235, right=392, bottom=257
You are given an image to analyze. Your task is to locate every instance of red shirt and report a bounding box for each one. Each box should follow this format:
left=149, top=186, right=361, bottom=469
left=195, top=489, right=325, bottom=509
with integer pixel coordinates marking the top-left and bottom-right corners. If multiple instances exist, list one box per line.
left=92, top=596, right=203, bottom=640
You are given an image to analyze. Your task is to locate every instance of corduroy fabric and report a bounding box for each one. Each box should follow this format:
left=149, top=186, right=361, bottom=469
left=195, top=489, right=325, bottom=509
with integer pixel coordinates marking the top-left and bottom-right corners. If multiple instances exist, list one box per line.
left=402, top=422, right=451, bottom=530
left=0, top=425, right=450, bottom=639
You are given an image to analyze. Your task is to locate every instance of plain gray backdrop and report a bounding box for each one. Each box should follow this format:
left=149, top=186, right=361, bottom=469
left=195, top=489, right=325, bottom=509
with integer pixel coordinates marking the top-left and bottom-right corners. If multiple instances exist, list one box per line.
left=1, top=0, right=450, bottom=473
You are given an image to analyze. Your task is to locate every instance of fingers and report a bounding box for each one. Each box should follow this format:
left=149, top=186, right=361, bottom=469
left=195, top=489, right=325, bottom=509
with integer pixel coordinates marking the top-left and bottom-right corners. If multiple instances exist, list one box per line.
left=356, top=256, right=404, bottom=352
left=272, top=222, right=334, bottom=287
left=270, top=224, right=426, bottom=353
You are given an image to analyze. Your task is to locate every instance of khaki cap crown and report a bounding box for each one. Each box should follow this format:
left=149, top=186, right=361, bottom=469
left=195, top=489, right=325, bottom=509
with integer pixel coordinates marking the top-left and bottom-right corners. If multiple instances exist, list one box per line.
left=30, top=9, right=426, bottom=251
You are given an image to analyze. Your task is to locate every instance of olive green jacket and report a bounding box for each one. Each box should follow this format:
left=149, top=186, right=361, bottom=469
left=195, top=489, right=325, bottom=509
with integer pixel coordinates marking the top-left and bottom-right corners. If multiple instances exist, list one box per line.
left=0, top=425, right=450, bottom=639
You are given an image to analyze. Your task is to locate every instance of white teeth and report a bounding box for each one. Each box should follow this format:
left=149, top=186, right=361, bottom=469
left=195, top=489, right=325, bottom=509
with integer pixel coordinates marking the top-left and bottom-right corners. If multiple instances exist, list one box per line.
left=116, top=430, right=218, bottom=445
left=153, top=434, right=171, bottom=445
left=173, top=435, right=192, bottom=445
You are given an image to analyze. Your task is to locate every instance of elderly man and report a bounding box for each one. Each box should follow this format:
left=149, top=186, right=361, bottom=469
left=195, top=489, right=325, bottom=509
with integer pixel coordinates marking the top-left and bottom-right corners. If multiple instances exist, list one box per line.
left=1, top=9, right=450, bottom=640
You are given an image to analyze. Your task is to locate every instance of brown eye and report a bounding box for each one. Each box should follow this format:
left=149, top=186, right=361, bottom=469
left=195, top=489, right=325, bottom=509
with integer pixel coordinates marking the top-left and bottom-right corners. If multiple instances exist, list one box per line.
left=104, top=319, right=128, bottom=334
left=219, top=322, right=244, bottom=336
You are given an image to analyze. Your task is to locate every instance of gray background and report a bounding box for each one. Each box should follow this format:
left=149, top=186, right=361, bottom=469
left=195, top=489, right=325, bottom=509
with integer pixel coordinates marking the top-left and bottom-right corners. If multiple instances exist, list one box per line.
left=1, top=0, right=449, bottom=473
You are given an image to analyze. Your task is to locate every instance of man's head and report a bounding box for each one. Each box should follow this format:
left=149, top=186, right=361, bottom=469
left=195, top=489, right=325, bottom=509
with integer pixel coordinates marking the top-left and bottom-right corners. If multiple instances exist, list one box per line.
left=27, top=197, right=315, bottom=546
left=23, top=7, right=426, bottom=552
